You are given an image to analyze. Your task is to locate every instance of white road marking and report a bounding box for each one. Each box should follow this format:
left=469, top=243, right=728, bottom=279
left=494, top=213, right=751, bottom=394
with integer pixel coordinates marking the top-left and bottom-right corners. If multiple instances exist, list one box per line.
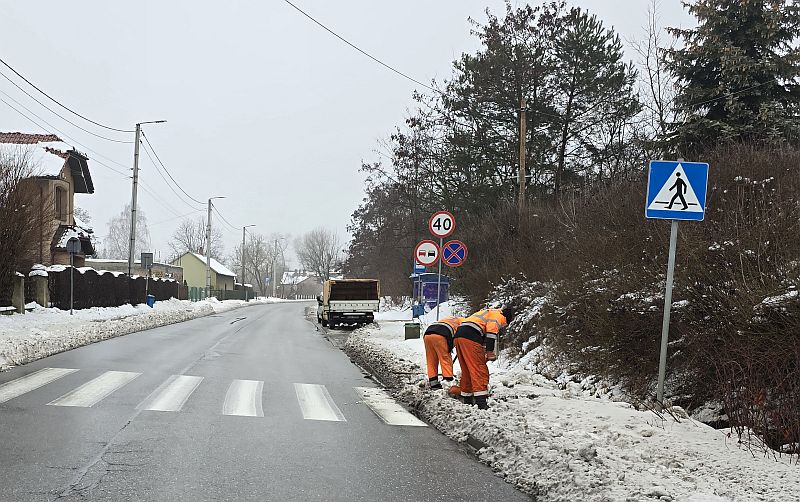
left=222, top=379, right=264, bottom=417
left=48, top=371, right=141, bottom=407
left=0, top=368, right=79, bottom=404
left=294, top=383, right=346, bottom=422
left=138, top=375, right=203, bottom=412
left=355, top=387, right=427, bottom=427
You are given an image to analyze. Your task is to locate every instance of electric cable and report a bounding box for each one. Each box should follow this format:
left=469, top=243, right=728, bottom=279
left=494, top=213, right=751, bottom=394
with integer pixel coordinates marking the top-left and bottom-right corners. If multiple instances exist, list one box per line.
left=139, top=141, right=205, bottom=212
left=141, top=131, right=205, bottom=205
left=0, top=56, right=134, bottom=133
left=0, top=70, right=132, bottom=143
left=0, top=94, right=130, bottom=177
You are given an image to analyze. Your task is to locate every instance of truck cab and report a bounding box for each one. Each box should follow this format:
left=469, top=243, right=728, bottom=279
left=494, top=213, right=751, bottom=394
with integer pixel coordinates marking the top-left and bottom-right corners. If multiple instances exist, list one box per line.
left=317, top=279, right=379, bottom=329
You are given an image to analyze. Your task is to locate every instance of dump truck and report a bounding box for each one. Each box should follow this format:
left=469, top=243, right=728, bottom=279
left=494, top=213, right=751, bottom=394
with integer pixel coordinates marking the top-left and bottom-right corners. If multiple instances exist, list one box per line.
left=317, top=279, right=380, bottom=329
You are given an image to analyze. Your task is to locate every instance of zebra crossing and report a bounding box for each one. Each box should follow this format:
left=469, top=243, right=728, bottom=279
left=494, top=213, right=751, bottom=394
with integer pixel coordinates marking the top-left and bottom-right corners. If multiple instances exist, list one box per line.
left=0, top=367, right=426, bottom=427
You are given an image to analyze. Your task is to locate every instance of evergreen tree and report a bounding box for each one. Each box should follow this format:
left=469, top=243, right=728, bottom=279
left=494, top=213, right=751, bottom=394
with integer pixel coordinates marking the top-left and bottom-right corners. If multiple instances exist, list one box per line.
left=667, top=0, right=800, bottom=154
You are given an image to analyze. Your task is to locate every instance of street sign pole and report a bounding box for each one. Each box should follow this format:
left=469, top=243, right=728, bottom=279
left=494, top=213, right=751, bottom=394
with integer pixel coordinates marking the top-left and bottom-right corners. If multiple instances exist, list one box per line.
left=70, top=251, right=74, bottom=316
left=435, top=237, right=443, bottom=321
left=657, top=219, right=679, bottom=405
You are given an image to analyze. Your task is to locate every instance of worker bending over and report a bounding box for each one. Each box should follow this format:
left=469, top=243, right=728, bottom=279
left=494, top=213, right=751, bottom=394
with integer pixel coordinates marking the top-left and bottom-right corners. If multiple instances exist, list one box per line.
left=454, top=307, right=514, bottom=409
left=424, top=316, right=463, bottom=389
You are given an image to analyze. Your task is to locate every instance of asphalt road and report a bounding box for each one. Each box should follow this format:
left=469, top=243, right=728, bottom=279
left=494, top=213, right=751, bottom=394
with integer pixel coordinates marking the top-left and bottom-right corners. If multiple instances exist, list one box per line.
left=0, top=302, right=530, bottom=501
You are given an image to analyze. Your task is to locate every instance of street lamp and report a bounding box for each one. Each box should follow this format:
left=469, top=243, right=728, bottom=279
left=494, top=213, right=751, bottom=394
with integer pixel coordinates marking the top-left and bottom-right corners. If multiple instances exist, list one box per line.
left=205, top=196, right=225, bottom=298
left=128, top=119, right=166, bottom=276
left=241, top=224, right=256, bottom=301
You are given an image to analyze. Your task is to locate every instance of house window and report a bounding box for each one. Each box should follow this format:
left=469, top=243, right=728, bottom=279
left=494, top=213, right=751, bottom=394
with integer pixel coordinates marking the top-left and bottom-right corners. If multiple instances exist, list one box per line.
left=54, top=186, right=67, bottom=221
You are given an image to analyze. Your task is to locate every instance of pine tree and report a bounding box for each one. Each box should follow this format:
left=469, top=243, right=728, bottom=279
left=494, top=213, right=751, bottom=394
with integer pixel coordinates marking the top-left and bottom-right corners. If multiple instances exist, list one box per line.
left=667, top=0, right=800, bottom=154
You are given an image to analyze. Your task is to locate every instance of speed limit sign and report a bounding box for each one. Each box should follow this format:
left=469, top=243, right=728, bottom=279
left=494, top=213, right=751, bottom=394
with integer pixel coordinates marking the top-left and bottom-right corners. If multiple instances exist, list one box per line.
left=429, top=211, right=455, bottom=239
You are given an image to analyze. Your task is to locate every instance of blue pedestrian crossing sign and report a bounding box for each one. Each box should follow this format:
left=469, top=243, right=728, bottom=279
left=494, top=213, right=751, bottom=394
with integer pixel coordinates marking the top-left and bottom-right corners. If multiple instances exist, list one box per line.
left=646, top=160, right=709, bottom=221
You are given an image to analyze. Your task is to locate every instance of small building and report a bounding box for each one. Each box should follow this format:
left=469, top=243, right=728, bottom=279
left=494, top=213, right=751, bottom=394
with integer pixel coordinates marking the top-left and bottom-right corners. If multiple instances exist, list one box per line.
left=0, top=132, right=95, bottom=266
left=85, top=259, right=183, bottom=282
left=171, top=251, right=235, bottom=292
left=279, top=270, right=324, bottom=299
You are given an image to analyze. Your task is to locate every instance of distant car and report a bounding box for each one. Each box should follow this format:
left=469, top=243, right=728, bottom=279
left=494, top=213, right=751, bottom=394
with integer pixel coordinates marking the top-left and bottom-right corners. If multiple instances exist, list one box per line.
left=317, top=279, right=379, bottom=329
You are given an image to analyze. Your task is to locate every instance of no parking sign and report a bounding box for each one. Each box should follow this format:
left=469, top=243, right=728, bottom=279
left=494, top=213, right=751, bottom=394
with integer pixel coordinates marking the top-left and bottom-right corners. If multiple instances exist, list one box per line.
left=442, top=240, right=467, bottom=267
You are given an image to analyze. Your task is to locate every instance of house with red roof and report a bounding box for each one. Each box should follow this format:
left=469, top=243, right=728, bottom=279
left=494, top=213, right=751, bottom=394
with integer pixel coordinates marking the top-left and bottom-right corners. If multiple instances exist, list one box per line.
left=0, top=132, right=96, bottom=267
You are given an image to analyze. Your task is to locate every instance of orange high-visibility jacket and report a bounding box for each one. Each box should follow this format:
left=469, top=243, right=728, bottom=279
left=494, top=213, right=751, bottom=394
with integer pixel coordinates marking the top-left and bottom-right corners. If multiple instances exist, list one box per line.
left=430, top=316, right=464, bottom=336
left=461, top=309, right=507, bottom=344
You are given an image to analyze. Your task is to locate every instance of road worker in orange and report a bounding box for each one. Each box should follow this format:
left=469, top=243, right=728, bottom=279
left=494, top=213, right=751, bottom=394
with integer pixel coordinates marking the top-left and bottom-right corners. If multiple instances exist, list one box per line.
left=423, top=316, right=463, bottom=390
left=454, top=307, right=514, bottom=409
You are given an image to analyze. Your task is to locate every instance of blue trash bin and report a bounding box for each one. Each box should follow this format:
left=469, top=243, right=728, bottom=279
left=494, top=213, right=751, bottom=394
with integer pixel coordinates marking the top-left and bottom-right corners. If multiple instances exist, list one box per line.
left=146, top=294, right=156, bottom=308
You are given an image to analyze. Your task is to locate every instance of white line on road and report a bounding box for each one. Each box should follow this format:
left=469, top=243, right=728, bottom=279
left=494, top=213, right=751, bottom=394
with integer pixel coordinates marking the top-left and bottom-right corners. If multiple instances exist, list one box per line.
left=0, top=368, right=79, bottom=404
left=48, top=371, right=141, bottom=407
left=222, top=379, right=264, bottom=417
left=355, top=387, right=427, bottom=427
left=294, top=383, right=346, bottom=422
left=138, top=375, right=204, bottom=412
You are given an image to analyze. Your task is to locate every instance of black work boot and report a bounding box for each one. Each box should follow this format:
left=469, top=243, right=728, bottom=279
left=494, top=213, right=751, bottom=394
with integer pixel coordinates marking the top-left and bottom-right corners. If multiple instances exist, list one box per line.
left=462, top=395, right=475, bottom=405
left=475, top=395, right=489, bottom=409
left=429, top=378, right=442, bottom=390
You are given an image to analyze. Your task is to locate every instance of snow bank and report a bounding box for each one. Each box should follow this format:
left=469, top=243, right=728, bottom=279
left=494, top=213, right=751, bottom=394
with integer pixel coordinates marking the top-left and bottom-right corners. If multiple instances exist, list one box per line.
left=0, top=297, right=279, bottom=370
left=346, top=306, right=800, bottom=502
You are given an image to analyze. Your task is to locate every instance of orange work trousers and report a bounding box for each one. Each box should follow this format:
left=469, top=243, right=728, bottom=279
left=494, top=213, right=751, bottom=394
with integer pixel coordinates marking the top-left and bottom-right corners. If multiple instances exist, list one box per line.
left=454, top=337, right=489, bottom=397
left=424, top=334, right=454, bottom=380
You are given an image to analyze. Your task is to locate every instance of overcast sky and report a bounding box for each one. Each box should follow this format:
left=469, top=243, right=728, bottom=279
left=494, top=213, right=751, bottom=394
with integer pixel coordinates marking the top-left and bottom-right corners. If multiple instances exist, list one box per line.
left=1, top=1, right=693, bottom=265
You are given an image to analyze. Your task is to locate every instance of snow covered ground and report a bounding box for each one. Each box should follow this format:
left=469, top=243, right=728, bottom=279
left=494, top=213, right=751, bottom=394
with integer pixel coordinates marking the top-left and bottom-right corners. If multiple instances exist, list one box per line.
left=346, top=303, right=800, bottom=502
left=0, top=297, right=284, bottom=371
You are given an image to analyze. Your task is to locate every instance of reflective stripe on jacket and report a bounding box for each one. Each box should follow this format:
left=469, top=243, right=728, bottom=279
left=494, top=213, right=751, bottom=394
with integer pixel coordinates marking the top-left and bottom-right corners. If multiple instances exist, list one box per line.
left=461, top=309, right=507, bottom=342
left=429, top=316, right=463, bottom=336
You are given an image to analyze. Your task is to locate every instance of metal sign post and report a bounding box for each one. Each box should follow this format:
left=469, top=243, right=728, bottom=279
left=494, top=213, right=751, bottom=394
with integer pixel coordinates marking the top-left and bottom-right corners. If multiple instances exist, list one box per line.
left=646, top=159, right=709, bottom=406
left=428, top=212, right=455, bottom=322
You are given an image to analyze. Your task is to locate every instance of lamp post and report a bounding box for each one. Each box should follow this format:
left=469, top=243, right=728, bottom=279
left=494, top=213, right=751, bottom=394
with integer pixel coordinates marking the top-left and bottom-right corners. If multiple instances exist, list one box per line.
left=205, top=196, right=225, bottom=298
left=241, top=224, right=256, bottom=301
left=128, top=120, right=166, bottom=276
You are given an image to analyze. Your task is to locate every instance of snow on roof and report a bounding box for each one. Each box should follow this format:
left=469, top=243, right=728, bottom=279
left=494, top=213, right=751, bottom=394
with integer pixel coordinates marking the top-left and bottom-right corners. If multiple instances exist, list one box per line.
left=190, top=252, right=236, bottom=277
left=281, top=272, right=310, bottom=286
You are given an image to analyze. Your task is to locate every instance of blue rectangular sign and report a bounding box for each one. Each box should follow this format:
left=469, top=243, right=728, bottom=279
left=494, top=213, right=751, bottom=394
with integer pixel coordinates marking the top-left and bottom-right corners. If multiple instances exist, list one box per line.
left=645, top=160, right=709, bottom=221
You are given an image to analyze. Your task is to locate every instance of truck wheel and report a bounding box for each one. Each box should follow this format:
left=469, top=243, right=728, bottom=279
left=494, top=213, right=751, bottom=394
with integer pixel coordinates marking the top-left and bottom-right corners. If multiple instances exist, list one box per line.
left=322, top=319, right=328, bottom=327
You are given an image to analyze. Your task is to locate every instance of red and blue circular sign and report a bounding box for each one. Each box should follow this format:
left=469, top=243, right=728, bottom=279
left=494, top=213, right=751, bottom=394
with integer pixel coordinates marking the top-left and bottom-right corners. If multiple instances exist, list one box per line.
left=442, top=240, right=467, bottom=267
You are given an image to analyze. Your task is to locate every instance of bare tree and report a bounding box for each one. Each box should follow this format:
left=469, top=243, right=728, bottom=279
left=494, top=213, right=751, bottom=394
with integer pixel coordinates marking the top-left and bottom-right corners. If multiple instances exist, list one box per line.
left=168, top=217, right=224, bottom=261
left=229, top=232, right=289, bottom=295
left=295, top=228, right=341, bottom=280
left=101, top=204, right=151, bottom=260
left=628, top=0, right=678, bottom=155
left=0, top=146, right=45, bottom=304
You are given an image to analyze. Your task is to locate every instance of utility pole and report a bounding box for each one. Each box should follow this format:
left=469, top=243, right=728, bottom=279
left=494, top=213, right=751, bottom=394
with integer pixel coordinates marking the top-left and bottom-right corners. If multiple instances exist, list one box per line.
left=271, top=238, right=278, bottom=298
left=206, top=196, right=225, bottom=298
left=241, top=224, right=255, bottom=301
left=518, top=97, right=527, bottom=218
left=128, top=124, right=141, bottom=277
left=127, top=120, right=165, bottom=276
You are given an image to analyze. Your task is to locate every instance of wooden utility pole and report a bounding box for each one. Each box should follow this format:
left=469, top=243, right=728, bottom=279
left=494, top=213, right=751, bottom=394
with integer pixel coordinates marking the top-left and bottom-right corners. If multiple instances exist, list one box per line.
left=518, top=97, right=527, bottom=216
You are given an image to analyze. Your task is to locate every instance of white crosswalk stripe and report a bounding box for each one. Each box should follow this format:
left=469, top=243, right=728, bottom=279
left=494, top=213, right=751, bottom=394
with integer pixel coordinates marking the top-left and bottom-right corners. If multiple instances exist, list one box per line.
left=355, top=387, right=427, bottom=427
left=294, top=383, right=346, bottom=422
left=0, top=368, right=79, bottom=404
left=48, top=371, right=141, bottom=407
left=223, top=379, right=264, bottom=417
left=138, top=375, right=204, bottom=412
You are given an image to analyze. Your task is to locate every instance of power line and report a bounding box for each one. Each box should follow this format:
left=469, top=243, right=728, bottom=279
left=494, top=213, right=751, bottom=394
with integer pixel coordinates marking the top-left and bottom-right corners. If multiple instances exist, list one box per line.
left=685, top=78, right=779, bottom=109
left=139, top=141, right=204, bottom=212
left=211, top=203, right=240, bottom=232
left=282, top=0, right=437, bottom=94
left=0, top=56, right=134, bottom=133
left=0, top=94, right=130, bottom=177
left=0, top=70, right=133, bottom=144
left=141, top=131, right=205, bottom=205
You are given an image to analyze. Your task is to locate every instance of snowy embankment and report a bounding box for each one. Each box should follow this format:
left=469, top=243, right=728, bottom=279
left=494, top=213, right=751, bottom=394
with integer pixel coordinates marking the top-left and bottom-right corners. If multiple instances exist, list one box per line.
left=0, top=297, right=282, bottom=371
left=345, top=304, right=799, bottom=502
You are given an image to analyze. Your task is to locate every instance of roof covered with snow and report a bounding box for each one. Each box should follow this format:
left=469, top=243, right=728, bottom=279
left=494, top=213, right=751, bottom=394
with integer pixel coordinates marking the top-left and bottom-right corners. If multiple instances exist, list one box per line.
left=0, top=132, right=94, bottom=193
left=189, top=252, right=236, bottom=277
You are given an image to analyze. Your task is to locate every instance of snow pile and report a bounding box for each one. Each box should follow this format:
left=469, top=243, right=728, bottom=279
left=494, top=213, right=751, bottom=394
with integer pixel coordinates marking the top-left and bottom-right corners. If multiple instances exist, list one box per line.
left=0, top=297, right=278, bottom=370
left=346, top=304, right=800, bottom=501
